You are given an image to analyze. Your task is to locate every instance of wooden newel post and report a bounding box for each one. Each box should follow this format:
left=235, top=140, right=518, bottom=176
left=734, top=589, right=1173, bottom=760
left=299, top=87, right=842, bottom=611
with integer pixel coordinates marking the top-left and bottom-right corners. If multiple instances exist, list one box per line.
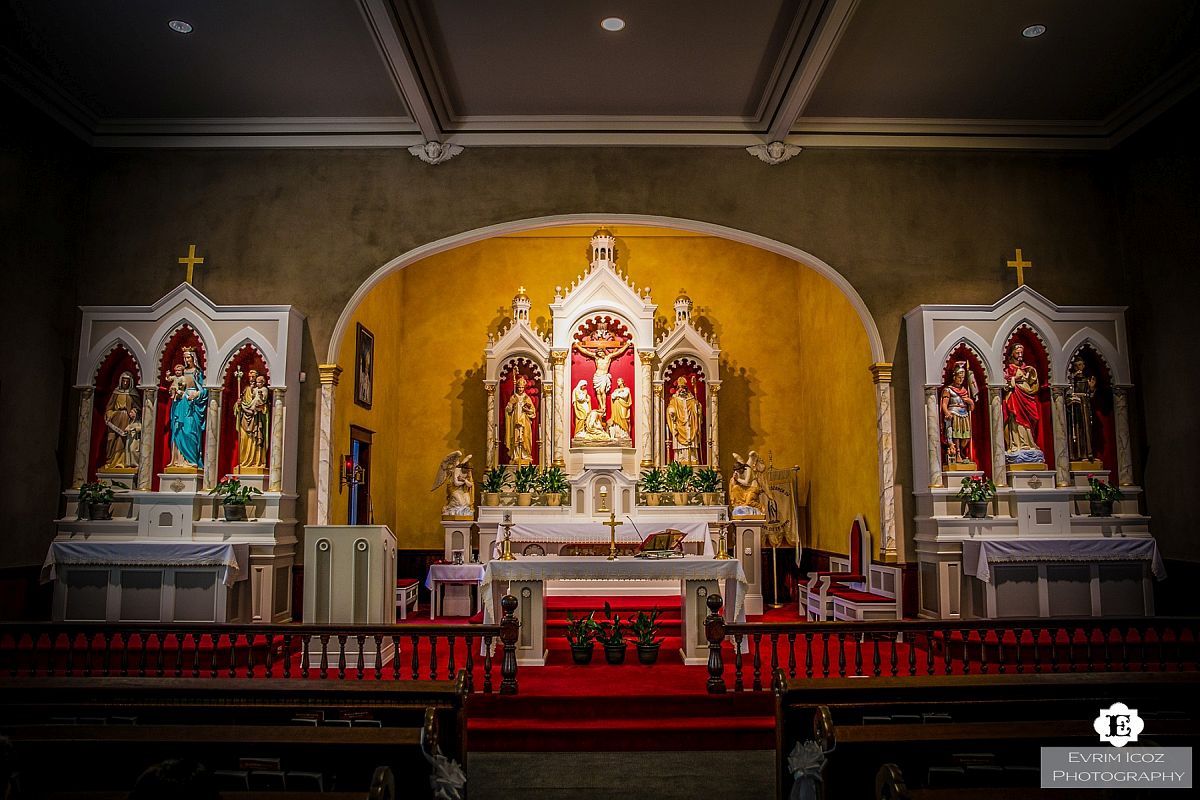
left=705, top=593, right=727, bottom=694
left=499, top=593, right=520, bottom=696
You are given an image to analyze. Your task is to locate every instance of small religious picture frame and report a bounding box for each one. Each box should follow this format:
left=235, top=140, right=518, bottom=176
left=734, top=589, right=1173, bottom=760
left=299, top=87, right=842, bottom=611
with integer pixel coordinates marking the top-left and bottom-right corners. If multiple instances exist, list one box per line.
left=354, top=323, right=374, bottom=409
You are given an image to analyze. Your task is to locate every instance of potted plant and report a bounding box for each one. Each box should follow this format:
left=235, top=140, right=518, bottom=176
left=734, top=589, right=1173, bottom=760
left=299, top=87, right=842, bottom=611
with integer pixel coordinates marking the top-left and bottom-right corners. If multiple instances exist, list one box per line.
left=630, top=607, right=665, bottom=665
left=565, top=610, right=599, bottom=665
left=513, top=464, right=539, bottom=506
left=538, top=466, right=569, bottom=508
left=957, top=475, right=996, bottom=519
left=1086, top=475, right=1123, bottom=517
left=208, top=476, right=263, bottom=521
left=595, top=601, right=628, bottom=665
left=638, top=466, right=666, bottom=506
left=480, top=465, right=511, bottom=506
left=664, top=461, right=694, bottom=507
left=692, top=467, right=723, bottom=506
left=77, top=480, right=127, bottom=521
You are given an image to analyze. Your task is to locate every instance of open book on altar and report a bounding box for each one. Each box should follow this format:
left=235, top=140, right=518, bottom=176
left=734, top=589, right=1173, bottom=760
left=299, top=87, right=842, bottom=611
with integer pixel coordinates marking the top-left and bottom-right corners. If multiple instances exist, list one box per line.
left=634, top=528, right=687, bottom=559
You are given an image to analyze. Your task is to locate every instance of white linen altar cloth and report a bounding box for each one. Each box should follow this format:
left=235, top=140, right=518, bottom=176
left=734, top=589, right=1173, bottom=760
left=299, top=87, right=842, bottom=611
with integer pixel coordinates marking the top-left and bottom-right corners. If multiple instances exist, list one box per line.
left=962, top=538, right=1166, bottom=584
left=503, top=520, right=714, bottom=557
left=41, top=541, right=250, bottom=587
left=481, top=555, right=748, bottom=622
left=424, top=563, right=487, bottom=589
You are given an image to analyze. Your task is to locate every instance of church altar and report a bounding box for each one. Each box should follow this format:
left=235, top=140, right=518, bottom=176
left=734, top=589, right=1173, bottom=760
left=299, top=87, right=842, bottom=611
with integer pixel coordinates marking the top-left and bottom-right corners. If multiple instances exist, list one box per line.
left=481, top=555, right=747, bottom=666
left=494, top=519, right=714, bottom=558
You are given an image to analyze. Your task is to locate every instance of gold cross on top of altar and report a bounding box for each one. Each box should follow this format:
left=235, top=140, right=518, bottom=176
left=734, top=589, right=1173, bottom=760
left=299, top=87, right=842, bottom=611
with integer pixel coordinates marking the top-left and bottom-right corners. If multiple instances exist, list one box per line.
left=1006, top=248, right=1032, bottom=286
left=178, top=244, right=205, bottom=284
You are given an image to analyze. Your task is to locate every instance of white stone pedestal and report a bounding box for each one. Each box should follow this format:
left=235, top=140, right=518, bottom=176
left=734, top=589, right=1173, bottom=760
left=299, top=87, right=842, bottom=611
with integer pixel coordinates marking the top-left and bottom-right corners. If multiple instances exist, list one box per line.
left=303, top=525, right=396, bottom=667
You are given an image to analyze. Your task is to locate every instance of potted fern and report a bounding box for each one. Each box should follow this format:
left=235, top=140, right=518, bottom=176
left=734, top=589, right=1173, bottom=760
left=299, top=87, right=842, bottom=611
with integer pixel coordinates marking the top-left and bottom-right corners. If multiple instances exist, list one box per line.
left=538, top=466, right=569, bottom=507
left=638, top=466, right=666, bottom=506
left=692, top=467, right=723, bottom=506
left=664, top=461, right=694, bottom=507
left=1086, top=475, right=1122, bottom=517
left=77, top=480, right=127, bottom=521
left=513, top=464, right=539, bottom=506
left=630, top=607, right=665, bottom=665
left=565, top=610, right=599, bottom=665
left=480, top=465, right=511, bottom=506
left=595, top=601, right=628, bottom=665
left=209, top=477, right=263, bottom=521
left=957, top=475, right=996, bottom=519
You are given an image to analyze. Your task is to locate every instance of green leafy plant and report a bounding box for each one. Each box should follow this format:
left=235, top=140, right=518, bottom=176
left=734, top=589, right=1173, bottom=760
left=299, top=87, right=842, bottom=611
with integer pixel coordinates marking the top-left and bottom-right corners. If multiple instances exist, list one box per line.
left=480, top=465, right=512, bottom=494
left=638, top=466, right=666, bottom=494
left=513, top=464, right=540, bottom=494
left=595, top=601, right=627, bottom=647
left=629, top=608, right=665, bottom=647
left=564, top=610, right=599, bottom=647
left=78, top=480, right=127, bottom=505
left=1086, top=475, right=1123, bottom=502
left=208, top=476, right=263, bottom=506
left=956, top=475, right=996, bottom=503
left=538, top=466, right=569, bottom=496
left=691, top=466, right=722, bottom=493
left=664, top=461, right=694, bottom=493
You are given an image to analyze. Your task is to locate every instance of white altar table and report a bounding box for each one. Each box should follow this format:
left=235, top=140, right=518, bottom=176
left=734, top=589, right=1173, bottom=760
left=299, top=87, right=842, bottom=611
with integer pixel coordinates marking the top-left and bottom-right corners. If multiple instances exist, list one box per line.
left=961, top=538, right=1163, bottom=619
left=482, top=555, right=746, bottom=666
left=497, top=520, right=715, bottom=558
left=42, top=541, right=249, bottom=623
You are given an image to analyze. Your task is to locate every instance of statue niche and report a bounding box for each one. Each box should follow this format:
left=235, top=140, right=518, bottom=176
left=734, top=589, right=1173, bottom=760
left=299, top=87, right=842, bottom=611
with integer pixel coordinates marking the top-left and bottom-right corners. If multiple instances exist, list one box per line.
left=663, top=360, right=707, bottom=466
left=155, top=327, right=209, bottom=479
left=1001, top=329, right=1052, bottom=470
left=938, top=345, right=988, bottom=474
left=1066, top=344, right=1115, bottom=472
left=220, top=345, right=271, bottom=476
left=90, top=344, right=142, bottom=479
left=570, top=316, right=635, bottom=446
left=499, top=361, right=541, bottom=466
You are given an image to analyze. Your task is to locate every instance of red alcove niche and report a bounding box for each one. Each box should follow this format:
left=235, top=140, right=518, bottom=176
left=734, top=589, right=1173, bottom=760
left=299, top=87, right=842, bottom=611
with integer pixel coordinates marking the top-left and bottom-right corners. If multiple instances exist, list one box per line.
left=1068, top=344, right=1118, bottom=474
left=153, top=326, right=208, bottom=490
left=569, top=316, right=637, bottom=440
left=1002, top=326, right=1055, bottom=470
left=497, top=359, right=543, bottom=466
left=939, top=344, right=992, bottom=479
left=662, top=359, right=708, bottom=465
left=88, top=344, right=142, bottom=481
left=218, top=344, right=271, bottom=479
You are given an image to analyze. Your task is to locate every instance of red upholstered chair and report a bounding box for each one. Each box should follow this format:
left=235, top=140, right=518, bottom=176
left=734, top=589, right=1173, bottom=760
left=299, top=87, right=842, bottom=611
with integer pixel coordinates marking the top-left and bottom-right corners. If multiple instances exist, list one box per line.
left=827, top=517, right=901, bottom=622
left=395, top=578, right=420, bottom=620
left=804, top=517, right=871, bottom=620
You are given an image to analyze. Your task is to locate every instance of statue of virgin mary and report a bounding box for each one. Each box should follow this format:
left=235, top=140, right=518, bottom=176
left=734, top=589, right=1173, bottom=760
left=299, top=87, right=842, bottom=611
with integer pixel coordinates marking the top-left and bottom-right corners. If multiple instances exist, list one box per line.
left=167, top=347, right=208, bottom=470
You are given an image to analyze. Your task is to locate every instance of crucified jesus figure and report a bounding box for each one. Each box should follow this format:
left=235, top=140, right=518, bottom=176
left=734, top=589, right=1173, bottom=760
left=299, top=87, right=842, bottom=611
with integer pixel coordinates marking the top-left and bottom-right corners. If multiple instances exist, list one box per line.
left=572, top=338, right=632, bottom=417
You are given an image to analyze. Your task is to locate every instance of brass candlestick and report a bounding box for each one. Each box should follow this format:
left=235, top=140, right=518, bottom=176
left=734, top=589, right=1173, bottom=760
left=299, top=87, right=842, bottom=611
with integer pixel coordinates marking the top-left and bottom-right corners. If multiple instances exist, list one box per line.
left=602, top=511, right=623, bottom=561
left=499, top=519, right=516, bottom=561
left=714, top=520, right=733, bottom=560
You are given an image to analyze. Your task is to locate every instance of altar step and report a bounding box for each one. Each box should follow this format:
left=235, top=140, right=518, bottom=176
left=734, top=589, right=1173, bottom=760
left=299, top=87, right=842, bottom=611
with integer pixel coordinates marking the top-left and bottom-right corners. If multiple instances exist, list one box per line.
left=544, top=595, right=684, bottom=639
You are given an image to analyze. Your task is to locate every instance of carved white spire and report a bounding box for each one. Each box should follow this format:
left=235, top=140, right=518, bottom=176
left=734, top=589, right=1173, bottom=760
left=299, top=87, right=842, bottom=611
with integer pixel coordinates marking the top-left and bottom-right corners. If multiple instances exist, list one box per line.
left=590, top=228, right=617, bottom=271
left=512, top=286, right=531, bottom=322
left=674, top=288, right=693, bottom=326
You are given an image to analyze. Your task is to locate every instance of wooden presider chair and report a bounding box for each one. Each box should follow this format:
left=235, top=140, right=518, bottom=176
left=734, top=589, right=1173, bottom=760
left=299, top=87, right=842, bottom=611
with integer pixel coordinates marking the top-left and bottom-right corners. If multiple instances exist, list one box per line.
left=804, top=516, right=901, bottom=621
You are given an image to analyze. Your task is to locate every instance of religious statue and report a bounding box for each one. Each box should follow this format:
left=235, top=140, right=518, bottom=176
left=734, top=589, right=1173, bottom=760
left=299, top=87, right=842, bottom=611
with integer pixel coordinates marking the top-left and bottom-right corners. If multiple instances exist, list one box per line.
left=572, top=328, right=632, bottom=417
left=123, top=406, right=142, bottom=470
left=504, top=375, right=537, bottom=465
left=729, top=451, right=768, bottom=517
left=1066, top=356, right=1100, bottom=465
left=608, top=376, right=632, bottom=440
left=940, top=361, right=978, bottom=468
left=431, top=450, right=475, bottom=518
left=166, top=347, right=208, bottom=470
left=666, top=376, right=702, bottom=465
left=1002, top=343, right=1044, bottom=461
left=101, top=371, right=139, bottom=470
left=235, top=369, right=269, bottom=472
left=572, top=380, right=592, bottom=437
left=578, top=408, right=612, bottom=443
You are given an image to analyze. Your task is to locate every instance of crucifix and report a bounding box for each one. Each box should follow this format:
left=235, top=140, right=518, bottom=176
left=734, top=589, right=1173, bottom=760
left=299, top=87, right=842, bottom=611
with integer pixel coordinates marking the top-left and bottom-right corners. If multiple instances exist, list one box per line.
left=602, top=511, right=622, bottom=561
left=1006, top=248, right=1032, bottom=287
left=178, top=244, right=205, bottom=284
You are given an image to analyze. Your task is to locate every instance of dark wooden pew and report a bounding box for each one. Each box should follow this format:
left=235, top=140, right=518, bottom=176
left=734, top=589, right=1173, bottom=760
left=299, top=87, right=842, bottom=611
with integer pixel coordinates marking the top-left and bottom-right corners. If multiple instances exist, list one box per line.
left=39, top=765, right=398, bottom=799
left=774, top=670, right=1200, bottom=800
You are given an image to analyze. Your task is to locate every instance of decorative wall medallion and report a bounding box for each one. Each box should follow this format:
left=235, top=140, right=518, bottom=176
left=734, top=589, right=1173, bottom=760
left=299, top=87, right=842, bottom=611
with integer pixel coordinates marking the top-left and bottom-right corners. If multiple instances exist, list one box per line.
left=1028, top=475, right=1042, bottom=489
left=746, top=141, right=801, bottom=165
left=408, top=141, right=464, bottom=165
left=170, top=479, right=185, bottom=492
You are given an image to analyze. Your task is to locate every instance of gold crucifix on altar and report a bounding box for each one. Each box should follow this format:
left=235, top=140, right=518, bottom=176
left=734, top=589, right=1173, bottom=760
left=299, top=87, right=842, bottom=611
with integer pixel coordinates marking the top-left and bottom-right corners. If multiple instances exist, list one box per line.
left=602, top=511, right=622, bottom=561
left=1006, top=248, right=1032, bottom=286
left=178, top=244, right=205, bottom=284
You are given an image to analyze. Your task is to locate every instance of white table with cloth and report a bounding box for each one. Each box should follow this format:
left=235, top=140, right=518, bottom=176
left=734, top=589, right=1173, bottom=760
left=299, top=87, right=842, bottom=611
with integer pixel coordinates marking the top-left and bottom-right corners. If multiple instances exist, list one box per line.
left=960, top=537, right=1164, bottom=618
left=492, top=520, right=715, bottom=558
left=425, top=563, right=486, bottom=619
left=481, top=555, right=746, bottom=666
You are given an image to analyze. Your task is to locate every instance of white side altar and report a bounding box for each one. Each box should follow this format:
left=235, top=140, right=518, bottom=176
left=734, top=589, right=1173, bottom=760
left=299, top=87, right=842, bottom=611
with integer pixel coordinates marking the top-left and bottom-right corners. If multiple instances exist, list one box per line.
left=482, top=555, right=747, bottom=666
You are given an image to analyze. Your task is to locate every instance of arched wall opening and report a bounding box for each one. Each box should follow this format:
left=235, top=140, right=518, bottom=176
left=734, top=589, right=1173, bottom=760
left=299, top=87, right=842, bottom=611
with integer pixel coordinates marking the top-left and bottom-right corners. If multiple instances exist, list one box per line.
left=327, top=219, right=887, bottom=558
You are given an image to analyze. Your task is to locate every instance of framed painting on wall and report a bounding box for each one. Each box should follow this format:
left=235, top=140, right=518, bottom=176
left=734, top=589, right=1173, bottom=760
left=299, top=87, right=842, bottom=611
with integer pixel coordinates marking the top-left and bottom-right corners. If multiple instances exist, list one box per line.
left=355, top=323, right=374, bottom=409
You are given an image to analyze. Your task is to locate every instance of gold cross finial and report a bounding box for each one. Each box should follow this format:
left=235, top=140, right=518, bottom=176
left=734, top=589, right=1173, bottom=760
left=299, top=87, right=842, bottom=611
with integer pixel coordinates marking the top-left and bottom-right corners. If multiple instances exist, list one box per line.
left=178, top=244, right=205, bottom=284
left=1006, top=248, right=1032, bottom=286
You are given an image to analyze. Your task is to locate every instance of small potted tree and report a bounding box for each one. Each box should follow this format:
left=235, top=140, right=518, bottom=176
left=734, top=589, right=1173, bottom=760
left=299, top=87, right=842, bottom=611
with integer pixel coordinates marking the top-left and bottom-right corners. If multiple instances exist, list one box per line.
left=480, top=465, right=511, bottom=506
left=77, top=480, right=127, bottom=521
left=638, top=466, right=666, bottom=506
left=1086, top=475, right=1123, bottom=517
left=513, top=464, right=539, bottom=506
left=538, top=466, right=569, bottom=508
left=596, top=601, right=628, bottom=665
left=630, top=607, right=665, bottom=665
left=565, top=610, right=599, bottom=665
left=209, top=477, right=263, bottom=521
left=692, top=467, right=723, bottom=506
left=665, top=461, right=694, bottom=507
left=957, top=475, right=996, bottom=519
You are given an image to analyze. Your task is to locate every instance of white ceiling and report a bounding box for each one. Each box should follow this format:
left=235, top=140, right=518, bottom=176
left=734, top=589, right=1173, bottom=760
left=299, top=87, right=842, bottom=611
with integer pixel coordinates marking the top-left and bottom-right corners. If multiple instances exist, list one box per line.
left=3, top=0, right=1198, bottom=150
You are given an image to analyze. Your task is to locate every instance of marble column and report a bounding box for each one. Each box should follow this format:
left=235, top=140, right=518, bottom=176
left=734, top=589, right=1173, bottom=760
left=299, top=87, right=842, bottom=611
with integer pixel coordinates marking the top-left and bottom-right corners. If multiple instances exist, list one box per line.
left=203, top=388, right=222, bottom=490
left=316, top=364, right=342, bottom=525
left=653, top=384, right=665, bottom=465
left=138, top=386, right=157, bottom=490
left=1113, top=386, right=1134, bottom=486
left=638, top=351, right=654, bottom=467
left=552, top=351, right=567, bottom=466
left=1050, top=386, right=1070, bottom=487
left=708, top=382, right=721, bottom=468
left=988, top=386, right=1007, bottom=487
left=923, top=386, right=942, bottom=488
left=871, top=363, right=898, bottom=560
left=485, top=382, right=497, bottom=469
left=269, top=387, right=286, bottom=492
left=72, top=387, right=94, bottom=489
left=541, top=382, right=553, bottom=467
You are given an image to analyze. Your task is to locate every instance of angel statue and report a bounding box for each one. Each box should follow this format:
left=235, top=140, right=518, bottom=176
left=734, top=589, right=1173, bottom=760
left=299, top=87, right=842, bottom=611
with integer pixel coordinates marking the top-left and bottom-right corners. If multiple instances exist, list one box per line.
left=431, top=451, right=475, bottom=519
left=729, top=451, right=768, bottom=518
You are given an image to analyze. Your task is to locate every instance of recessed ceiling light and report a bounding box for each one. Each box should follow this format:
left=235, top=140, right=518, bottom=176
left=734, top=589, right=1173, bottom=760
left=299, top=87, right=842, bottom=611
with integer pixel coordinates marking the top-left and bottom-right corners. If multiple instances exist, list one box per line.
left=168, top=20, right=193, bottom=34
left=600, top=17, right=626, bottom=32
left=1021, top=24, right=1046, bottom=38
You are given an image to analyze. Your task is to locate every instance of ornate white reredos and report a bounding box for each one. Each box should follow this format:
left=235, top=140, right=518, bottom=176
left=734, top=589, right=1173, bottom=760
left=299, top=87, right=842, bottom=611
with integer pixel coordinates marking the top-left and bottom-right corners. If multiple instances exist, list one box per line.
left=548, top=230, right=657, bottom=351
left=904, top=286, right=1131, bottom=389
left=484, top=287, right=552, bottom=383
left=655, top=288, right=721, bottom=383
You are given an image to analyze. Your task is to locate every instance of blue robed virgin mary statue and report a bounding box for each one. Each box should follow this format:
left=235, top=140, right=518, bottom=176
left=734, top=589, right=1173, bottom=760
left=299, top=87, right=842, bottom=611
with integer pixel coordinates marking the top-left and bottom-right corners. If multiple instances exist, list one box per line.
left=166, top=347, right=208, bottom=469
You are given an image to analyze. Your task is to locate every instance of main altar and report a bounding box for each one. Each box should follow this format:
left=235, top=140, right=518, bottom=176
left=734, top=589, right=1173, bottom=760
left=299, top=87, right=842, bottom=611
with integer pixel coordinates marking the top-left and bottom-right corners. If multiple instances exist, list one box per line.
left=439, top=230, right=766, bottom=617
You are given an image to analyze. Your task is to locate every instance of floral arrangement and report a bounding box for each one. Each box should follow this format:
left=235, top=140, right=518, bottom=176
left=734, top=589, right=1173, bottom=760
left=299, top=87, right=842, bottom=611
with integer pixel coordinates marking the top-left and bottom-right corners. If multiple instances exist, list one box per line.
left=956, top=475, right=996, bottom=503
left=209, top=476, right=262, bottom=506
left=1086, top=475, right=1123, bottom=502
left=480, top=465, right=511, bottom=494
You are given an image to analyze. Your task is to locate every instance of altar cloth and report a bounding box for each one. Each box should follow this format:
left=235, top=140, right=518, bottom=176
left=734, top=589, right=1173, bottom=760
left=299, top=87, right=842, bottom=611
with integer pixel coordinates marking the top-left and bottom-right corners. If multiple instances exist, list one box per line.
left=962, top=538, right=1166, bottom=584
left=502, top=519, right=714, bottom=557
left=41, top=541, right=250, bottom=587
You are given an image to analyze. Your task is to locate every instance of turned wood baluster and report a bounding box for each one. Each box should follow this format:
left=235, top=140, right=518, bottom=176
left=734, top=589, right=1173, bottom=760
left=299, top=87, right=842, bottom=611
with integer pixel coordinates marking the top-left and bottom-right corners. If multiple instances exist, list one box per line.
left=48, top=633, right=58, bottom=678
left=464, top=635, right=475, bottom=693
left=499, top=593, right=520, bottom=695
left=319, top=634, right=330, bottom=679
left=1103, top=626, right=1113, bottom=672
left=875, top=639, right=883, bottom=677
left=752, top=633, right=763, bottom=691
left=283, top=635, right=293, bottom=679
left=228, top=634, right=236, bottom=678
left=410, top=635, right=420, bottom=680
left=959, top=630, right=971, bottom=675
left=979, top=629, right=989, bottom=674
left=821, top=632, right=830, bottom=678
left=483, top=635, right=494, bottom=693
left=191, top=634, right=201, bottom=678
left=1030, top=627, right=1042, bottom=673
left=65, top=632, right=76, bottom=676
left=1048, top=627, right=1059, bottom=673
left=769, top=633, right=779, bottom=679
left=247, top=633, right=257, bottom=679
left=264, top=634, right=274, bottom=679
left=998, top=628, right=1009, bottom=674
left=301, top=636, right=311, bottom=679
left=356, top=634, right=366, bottom=680
left=391, top=635, right=401, bottom=680
left=936, top=630, right=946, bottom=675
left=447, top=634, right=457, bottom=680
left=787, top=633, right=797, bottom=679
left=733, top=634, right=744, bottom=691
left=704, top=594, right=726, bottom=694
left=853, top=635, right=862, bottom=676
left=102, top=631, right=113, bottom=676
left=837, top=632, right=846, bottom=678
left=374, top=635, right=384, bottom=680
left=173, top=634, right=182, bottom=678
left=337, top=634, right=348, bottom=680
left=804, top=632, right=813, bottom=679
left=119, top=633, right=129, bottom=676
left=1083, top=626, right=1093, bottom=672
left=429, top=636, right=439, bottom=681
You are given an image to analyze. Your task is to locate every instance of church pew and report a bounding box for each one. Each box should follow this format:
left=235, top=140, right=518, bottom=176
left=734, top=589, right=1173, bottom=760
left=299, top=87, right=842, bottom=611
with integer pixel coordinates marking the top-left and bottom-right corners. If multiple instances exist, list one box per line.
left=774, top=670, right=1200, bottom=800
left=875, top=763, right=1125, bottom=800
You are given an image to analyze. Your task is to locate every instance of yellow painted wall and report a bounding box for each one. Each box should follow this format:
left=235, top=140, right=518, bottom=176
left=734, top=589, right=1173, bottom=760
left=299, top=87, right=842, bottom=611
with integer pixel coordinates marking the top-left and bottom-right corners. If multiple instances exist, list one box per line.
left=334, top=227, right=878, bottom=556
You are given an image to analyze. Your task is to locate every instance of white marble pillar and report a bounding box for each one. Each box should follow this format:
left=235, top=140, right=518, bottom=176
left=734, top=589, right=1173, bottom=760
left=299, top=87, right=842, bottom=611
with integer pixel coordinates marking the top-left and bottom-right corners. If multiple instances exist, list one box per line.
left=708, top=382, right=721, bottom=468
left=203, top=388, right=222, bottom=490
left=138, top=386, right=157, bottom=490
left=269, top=387, right=286, bottom=492
left=552, top=351, right=567, bottom=466
left=871, top=364, right=898, bottom=560
left=485, top=382, right=497, bottom=469
left=316, top=364, right=342, bottom=525
left=653, top=384, right=665, bottom=465
left=1050, top=386, right=1070, bottom=487
left=639, top=351, right=654, bottom=467
left=1113, top=386, right=1134, bottom=486
left=541, top=382, right=553, bottom=467
left=72, top=387, right=94, bottom=489
left=988, top=386, right=1007, bottom=486
left=923, top=386, right=942, bottom=488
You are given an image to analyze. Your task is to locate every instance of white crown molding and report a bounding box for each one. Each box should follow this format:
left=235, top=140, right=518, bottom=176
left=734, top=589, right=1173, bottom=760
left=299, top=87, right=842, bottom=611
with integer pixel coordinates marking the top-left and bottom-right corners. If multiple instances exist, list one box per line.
left=356, top=0, right=444, bottom=141
left=767, top=0, right=860, bottom=142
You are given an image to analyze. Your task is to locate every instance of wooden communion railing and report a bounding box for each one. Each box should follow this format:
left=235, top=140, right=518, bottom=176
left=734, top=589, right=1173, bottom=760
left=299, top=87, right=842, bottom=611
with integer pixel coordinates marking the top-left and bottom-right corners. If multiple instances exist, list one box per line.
left=702, top=595, right=1200, bottom=693
left=0, top=594, right=522, bottom=694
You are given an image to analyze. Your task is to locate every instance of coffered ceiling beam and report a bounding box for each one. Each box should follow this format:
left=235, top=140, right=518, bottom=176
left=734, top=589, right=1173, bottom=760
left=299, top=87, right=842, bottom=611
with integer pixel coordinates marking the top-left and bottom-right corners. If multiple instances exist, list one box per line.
left=357, top=0, right=444, bottom=142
